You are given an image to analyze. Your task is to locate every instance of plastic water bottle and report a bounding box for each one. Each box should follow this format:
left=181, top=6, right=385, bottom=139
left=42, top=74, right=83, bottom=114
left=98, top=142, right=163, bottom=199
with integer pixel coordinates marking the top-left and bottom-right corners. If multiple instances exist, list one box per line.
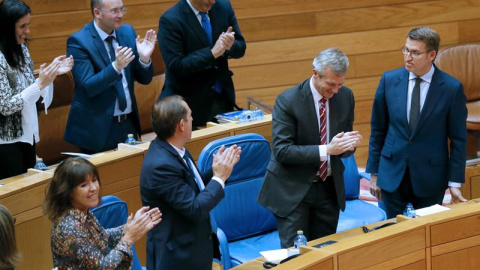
left=403, top=203, right=416, bottom=218
left=125, top=134, right=137, bottom=145
left=33, top=158, right=48, bottom=171
left=293, top=230, right=308, bottom=249
left=236, top=109, right=264, bottom=123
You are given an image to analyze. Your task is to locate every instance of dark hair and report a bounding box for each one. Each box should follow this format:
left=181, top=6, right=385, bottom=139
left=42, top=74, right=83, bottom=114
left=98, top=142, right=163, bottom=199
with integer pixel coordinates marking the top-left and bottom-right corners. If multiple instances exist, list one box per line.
left=151, top=95, right=187, bottom=140
left=44, top=157, right=101, bottom=222
left=0, top=205, right=21, bottom=269
left=0, top=0, right=31, bottom=69
left=90, top=0, right=102, bottom=15
left=407, top=27, right=440, bottom=55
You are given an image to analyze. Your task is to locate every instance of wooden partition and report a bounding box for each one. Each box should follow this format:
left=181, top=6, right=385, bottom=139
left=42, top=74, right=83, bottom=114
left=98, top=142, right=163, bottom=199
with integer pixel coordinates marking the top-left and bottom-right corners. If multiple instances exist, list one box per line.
left=0, top=117, right=271, bottom=270
left=231, top=201, right=480, bottom=270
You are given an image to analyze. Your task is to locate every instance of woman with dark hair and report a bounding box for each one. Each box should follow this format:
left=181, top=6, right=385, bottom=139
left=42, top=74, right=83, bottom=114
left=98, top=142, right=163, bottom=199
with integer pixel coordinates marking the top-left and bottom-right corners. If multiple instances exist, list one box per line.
left=0, top=205, right=21, bottom=270
left=44, top=157, right=162, bottom=269
left=0, top=0, right=73, bottom=179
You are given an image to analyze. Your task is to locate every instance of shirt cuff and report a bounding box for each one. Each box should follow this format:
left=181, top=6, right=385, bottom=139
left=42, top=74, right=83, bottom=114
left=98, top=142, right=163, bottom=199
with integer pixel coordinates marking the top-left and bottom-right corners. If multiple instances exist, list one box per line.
left=319, top=145, right=327, bottom=161
left=139, top=58, right=151, bottom=68
left=21, top=81, right=42, bottom=104
left=112, top=63, right=122, bottom=74
left=211, top=176, right=225, bottom=189
left=448, top=181, right=461, bottom=188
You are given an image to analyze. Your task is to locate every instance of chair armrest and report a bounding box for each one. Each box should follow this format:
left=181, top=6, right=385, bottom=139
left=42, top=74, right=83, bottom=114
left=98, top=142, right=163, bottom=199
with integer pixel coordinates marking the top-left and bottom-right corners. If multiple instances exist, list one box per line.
left=247, top=96, right=273, bottom=113
left=216, top=227, right=232, bottom=270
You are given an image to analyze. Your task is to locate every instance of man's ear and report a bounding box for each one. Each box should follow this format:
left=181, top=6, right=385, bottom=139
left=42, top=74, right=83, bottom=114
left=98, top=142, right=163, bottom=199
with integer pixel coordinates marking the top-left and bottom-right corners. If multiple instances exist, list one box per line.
left=178, top=119, right=185, bottom=132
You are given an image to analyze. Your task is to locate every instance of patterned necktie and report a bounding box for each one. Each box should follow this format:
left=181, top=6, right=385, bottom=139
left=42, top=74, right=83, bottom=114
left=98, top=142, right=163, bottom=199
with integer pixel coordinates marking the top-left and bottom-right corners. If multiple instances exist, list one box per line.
left=199, top=12, right=213, bottom=46
left=105, top=35, right=127, bottom=111
left=409, top=77, right=422, bottom=131
left=318, top=98, right=328, bottom=181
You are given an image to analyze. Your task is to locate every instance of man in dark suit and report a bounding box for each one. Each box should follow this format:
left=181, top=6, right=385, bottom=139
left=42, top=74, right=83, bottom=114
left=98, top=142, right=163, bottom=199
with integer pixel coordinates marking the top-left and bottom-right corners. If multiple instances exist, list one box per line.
left=140, top=95, right=241, bottom=270
left=366, top=27, right=468, bottom=219
left=64, top=0, right=155, bottom=153
left=157, top=0, right=246, bottom=127
left=258, top=48, right=362, bottom=248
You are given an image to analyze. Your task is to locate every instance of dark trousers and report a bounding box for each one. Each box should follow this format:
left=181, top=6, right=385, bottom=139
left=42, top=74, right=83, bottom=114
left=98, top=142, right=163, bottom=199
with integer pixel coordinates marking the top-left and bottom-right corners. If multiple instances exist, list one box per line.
left=0, top=141, right=36, bottom=179
left=381, top=167, right=446, bottom=219
left=81, top=115, right=137, bottom=154
left=275, top=176, right=340, bottom=248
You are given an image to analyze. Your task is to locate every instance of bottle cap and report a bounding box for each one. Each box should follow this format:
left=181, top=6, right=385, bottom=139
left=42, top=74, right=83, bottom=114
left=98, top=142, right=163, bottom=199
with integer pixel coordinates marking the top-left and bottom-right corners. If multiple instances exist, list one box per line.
left=128, top=134, right=134, bottom=138
left=37, top=158, right=43, bottom=162
left=297, top=230, right=303, bottom=234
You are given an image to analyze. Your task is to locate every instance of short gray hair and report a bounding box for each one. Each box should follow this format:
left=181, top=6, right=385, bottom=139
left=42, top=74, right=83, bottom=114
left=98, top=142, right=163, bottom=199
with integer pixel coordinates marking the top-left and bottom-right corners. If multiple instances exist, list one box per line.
left=312, top=48, right=349, bottom=77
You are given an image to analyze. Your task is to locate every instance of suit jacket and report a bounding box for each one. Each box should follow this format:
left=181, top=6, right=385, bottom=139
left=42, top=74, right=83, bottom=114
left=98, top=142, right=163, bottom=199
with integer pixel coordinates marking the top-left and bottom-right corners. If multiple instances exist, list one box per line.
left=64, top=22, right=154, bottom=152
left=140, top=138, right=224, bottom=270
left=366, top=66, right=467, bottom=197
left=257, top=79, right=355, bottom=217
left=157, top=0, right=246, bottom=126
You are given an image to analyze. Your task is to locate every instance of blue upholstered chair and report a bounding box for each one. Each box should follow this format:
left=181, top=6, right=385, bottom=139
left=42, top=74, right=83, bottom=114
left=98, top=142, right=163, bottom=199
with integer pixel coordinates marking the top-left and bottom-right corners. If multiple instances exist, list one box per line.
left=337, top=155, right=387, bottom=232
left=197, top=133, right=279, bottom=270
left=91, top=195, right=145, bottom=270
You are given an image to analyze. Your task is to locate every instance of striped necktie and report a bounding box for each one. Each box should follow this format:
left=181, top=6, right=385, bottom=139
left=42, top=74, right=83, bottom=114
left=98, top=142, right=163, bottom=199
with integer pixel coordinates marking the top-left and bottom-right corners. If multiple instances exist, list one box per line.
left=318, top=98, right=328, bottom=181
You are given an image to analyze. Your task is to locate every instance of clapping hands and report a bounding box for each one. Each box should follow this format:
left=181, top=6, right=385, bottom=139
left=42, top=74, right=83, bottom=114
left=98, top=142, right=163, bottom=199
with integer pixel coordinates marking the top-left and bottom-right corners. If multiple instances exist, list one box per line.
left=37, top=55, right=74, bottom=90
left=136, top=29, right=156, bottom=64
left=211, top=26, right=235, bottom=58
left=122, top=206, right=162, bottom=244
left=327, top=131, right=362, bottom=155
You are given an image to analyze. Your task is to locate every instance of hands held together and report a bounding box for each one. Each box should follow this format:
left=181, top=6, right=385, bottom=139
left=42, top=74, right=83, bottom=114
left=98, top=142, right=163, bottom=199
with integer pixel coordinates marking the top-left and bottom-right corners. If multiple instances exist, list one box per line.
left=122, top=206, right=162, bottom=244
left=211, top=26, right=235, bottom=58
left=212, top=144, right=242, bottom=183
left=327, top=131, right=362, bottom=156
left=37, top=55, right=73, bottom=90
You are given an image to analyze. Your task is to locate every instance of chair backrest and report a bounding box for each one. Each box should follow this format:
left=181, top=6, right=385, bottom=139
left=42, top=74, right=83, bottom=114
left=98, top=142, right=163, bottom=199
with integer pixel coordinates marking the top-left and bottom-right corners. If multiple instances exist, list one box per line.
left=434, top=43, right=480, bottom=102
left=197, top=133, right=276, bottom=241
left=91, top=195, right=143, bottom=270
left=342, top=155, right=361, bottom=200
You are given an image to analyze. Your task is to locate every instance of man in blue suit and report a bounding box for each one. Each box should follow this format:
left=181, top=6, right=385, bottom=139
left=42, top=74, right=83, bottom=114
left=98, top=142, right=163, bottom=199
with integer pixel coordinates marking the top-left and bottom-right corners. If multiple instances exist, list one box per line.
left=158, top=0, right=246, bottom=127
left=140, top=95, right=241, bottom=270
left=64, top=0, right=155, bottom=153
left=366, top=27, right=468, bottom=218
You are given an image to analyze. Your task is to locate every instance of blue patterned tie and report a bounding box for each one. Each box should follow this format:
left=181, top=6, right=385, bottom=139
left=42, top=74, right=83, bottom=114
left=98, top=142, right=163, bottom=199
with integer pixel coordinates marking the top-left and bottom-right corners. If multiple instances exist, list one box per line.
left=105, top=36, right=127, bottom=111
left=199, top=12, right=213, bottom=46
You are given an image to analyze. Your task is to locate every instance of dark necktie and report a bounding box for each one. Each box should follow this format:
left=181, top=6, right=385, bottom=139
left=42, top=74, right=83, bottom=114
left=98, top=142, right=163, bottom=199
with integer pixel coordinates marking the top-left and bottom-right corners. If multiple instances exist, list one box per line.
left=199, top=12, right=213, bottom=46
left=318, top=98, right=328, bottom=181
left=409, top=77, right=422, bottom=131
left=183, top=155, right=204, bottom=191
left=105, top=35, right=127, bottom=111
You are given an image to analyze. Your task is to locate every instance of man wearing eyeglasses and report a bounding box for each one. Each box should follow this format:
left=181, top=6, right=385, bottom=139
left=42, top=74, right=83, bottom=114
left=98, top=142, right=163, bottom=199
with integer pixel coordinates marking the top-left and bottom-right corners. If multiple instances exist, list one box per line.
left=366, top=27, right=467, bottom=218
left=64, top=0, right=155, bottom=153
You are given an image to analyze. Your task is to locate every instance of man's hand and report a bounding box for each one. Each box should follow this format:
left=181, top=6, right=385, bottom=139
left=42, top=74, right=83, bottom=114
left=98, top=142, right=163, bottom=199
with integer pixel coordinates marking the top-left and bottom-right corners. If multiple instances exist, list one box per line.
left=136, top=29, right=156, bottom=64
left=369, top=174, right=382, bottom=201
left=326, top=131, right=362, bottom=155
left=212, top=145, right=242, bottom=182
left=211, top=26, right=235, bottom=58
left=448, top=187, right=467, bottom=204
left=113, top=46, right=135, bottom=70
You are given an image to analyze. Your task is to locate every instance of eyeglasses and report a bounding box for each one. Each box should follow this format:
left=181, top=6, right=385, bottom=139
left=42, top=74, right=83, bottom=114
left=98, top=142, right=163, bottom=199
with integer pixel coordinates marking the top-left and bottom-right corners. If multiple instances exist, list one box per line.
left=401, top=46, right=429, bottom=59
left=99, top=6, right=127, bottom=15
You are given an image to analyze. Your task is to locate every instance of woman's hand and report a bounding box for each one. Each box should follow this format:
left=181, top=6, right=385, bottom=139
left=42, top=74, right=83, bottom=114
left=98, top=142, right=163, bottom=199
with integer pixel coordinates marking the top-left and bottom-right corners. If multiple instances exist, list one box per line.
left=122, top=206, right=162, bottom=244
left=37, top=60, right=61, bottom=90
left=53, top=55, right=74, bottom=75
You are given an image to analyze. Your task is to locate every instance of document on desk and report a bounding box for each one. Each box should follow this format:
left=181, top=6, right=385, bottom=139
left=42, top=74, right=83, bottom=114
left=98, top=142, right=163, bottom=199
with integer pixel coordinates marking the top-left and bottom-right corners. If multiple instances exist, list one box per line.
left=260, top=249, right=298, bottom=263
left=415, top=204, right=450, bottom=217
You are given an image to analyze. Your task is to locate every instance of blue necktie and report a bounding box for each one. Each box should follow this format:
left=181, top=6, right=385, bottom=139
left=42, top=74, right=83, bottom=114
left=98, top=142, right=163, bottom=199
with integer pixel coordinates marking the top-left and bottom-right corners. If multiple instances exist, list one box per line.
left=199, top=12, right=212, bottom=46
left=105, top=35, right=127, bottom=111
left=183, top=156, right=204, bottom=191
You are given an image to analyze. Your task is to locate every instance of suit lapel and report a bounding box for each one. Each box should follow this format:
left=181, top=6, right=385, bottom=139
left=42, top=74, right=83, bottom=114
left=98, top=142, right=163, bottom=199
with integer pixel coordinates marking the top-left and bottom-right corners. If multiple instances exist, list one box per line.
left=180, top=0, right=211, bottom=47
left=301, top=80, right=321, bottom=144
left=87, top=22, right=111, bottom=66
left=393, top=70, right=411, bottom=133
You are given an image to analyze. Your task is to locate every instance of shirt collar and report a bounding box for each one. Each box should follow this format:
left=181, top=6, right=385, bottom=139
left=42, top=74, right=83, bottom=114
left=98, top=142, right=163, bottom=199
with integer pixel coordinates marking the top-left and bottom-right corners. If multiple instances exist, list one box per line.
left=409, top=64, right=435, bottom=84
left=186, top=0, right=203, bottom=16
left=68, top=208, right=92, bottom=224
left=93, top=20, right=117, bottom=41
left=309, top=76, right=327, bottom=104
left=169, top=142, right=187, bottom=159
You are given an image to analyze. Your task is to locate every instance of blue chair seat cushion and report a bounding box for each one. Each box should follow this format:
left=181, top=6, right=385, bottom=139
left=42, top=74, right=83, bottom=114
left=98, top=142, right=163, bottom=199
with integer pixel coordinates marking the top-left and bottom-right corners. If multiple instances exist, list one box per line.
left=337, top=200, right=386, bottom=232
left=228, top=230, right=280, bottom=268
